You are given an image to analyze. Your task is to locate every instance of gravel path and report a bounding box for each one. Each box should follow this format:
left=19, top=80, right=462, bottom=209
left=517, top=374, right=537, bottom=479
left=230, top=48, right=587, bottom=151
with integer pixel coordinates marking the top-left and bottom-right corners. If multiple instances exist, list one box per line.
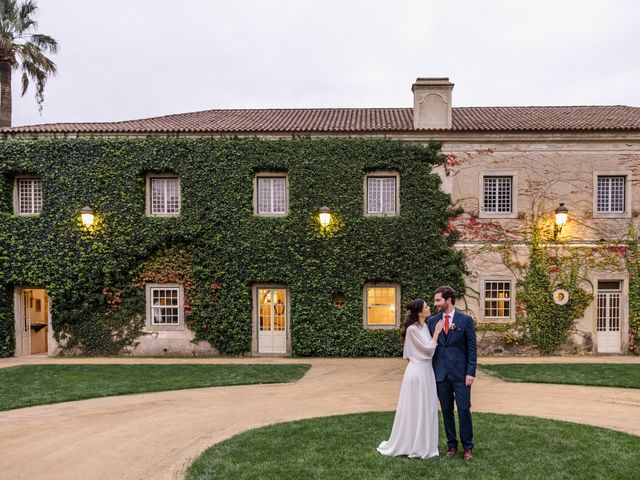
left=0, top=356, right=638, bottom=480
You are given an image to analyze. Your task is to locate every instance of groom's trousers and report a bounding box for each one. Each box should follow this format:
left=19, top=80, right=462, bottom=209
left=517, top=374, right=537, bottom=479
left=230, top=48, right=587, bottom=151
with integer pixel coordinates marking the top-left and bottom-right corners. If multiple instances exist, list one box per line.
left=437, top=379, right=474, bottom=451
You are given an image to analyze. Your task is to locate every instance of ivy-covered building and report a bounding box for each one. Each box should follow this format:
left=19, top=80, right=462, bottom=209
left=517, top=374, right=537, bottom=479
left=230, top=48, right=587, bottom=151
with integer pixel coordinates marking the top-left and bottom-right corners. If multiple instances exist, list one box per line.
left=2, top=77, right=639, bottom=357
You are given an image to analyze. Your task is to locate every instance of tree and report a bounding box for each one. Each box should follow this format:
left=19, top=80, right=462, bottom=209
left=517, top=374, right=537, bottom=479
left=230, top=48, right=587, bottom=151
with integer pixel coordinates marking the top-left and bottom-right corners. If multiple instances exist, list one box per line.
left=0, top=0, right=57, bottom=127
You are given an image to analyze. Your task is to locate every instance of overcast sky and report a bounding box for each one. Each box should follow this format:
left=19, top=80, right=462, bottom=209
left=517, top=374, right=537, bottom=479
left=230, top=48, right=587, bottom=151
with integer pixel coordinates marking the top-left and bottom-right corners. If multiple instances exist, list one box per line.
left=10, top=0, right=640, bottom=126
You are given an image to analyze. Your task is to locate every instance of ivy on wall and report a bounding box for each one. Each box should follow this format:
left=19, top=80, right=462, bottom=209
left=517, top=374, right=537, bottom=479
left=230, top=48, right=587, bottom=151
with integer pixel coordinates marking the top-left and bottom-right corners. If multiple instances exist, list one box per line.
left=0, top=137, right=464, bottom=357
left=514, top=221, right=592, bottom=354
left=625, top=229, right=640, bottom=354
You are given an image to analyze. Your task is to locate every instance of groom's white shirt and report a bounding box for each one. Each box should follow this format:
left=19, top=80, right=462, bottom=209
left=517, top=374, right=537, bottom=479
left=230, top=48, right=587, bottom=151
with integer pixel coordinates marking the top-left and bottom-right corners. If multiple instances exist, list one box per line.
left=445, top=308, right=456, bottom=324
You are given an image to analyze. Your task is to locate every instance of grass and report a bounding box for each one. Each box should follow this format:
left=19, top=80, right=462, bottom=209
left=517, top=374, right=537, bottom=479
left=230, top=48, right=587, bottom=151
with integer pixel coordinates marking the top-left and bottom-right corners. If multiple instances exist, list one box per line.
left=0, top=363, right=310, bottom=411
left=186, top=411, right=640, bottom=480
left=479, top=363, right=640, bottom=389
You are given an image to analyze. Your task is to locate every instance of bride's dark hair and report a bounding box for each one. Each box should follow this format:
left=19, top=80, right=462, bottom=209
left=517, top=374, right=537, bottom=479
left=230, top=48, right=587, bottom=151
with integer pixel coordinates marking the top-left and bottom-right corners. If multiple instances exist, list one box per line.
left=401, top=298, right=425, bottom=342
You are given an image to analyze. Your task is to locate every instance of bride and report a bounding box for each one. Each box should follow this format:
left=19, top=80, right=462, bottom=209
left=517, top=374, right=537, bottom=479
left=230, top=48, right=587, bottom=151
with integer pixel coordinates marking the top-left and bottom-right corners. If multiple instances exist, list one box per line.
left=377, top=298, right=444, bottom=459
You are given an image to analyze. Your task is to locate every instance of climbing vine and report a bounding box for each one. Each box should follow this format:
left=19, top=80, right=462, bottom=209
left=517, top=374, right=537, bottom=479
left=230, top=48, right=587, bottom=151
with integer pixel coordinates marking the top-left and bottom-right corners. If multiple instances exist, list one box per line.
left=625, top=228, right=640, bottom=354
left=0, top=137, right=464, bottom=356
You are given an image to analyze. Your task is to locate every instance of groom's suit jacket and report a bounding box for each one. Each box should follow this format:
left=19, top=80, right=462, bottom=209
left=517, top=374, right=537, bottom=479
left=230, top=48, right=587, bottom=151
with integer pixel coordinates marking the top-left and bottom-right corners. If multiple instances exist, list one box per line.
left=428, top=311, right=477, bottom=383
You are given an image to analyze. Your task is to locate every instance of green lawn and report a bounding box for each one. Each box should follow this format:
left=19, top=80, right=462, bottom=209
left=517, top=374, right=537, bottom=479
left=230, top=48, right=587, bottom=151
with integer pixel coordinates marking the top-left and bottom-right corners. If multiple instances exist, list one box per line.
left=479, top=363, right=640, bottom=389
left=0, top=363, right=310, bottom=411
left=186, top=412, right=640, bottom=480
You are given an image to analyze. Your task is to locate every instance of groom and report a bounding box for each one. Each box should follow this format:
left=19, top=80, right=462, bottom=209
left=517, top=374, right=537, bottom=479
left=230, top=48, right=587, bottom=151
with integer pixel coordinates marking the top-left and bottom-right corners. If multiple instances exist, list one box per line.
left=428, top=285, right=477, bottom=461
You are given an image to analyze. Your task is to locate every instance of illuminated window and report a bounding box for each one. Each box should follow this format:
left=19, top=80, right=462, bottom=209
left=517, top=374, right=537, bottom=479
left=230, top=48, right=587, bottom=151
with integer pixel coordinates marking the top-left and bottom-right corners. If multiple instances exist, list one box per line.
left=365, top=284, right=399, bottom=327
left=145, top=284, right=184, bottom=329
left=146, top=175, right=180, bottom=216
left=483, top=281, right=512, bottom=320
left=15, top=177, right=43, bottom=215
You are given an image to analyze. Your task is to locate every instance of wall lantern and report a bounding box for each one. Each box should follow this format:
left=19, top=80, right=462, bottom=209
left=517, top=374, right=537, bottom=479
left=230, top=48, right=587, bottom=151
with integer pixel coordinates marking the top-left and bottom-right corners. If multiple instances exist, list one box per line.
left=80, top=205, right=95, bottom=227
left=553, top=202, right=568, bottom=239
left=319, top=206, right=332, bottom=227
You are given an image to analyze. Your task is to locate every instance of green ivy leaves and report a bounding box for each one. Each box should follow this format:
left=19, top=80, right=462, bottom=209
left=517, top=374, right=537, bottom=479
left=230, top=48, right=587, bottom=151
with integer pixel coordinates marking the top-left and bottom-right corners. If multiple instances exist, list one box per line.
left=0, top=137, right=464, bottom=357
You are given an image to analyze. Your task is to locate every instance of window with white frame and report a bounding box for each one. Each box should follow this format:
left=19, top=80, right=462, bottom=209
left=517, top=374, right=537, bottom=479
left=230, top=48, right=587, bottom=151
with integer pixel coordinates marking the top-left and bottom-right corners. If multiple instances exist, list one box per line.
left=15, top=177, right=43, bottom=214
left=366, top=174, right=398, bottom=215
left=255, top=175, right=287, bottom=215
left=364, top=284, right=400, bottom=327
left=596, top=176, right=625, bottom=214
left=483, top=176, right=512, bottom=214
left=147, top=285, right=183, bottom=326
left=483, top=280, right=512, bottom=320
left=148, top=176, right=180, bottom=215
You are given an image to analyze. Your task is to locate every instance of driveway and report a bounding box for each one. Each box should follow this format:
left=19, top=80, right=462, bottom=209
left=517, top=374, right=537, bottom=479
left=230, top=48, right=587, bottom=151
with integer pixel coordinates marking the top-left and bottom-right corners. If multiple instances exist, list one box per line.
left=0, top=356, right=639, bottom=480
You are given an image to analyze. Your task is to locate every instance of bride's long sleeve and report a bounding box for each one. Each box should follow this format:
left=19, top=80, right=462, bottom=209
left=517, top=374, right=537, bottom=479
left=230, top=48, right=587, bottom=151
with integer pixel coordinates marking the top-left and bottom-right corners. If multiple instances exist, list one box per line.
left=403, top=325, right=437, bottom=360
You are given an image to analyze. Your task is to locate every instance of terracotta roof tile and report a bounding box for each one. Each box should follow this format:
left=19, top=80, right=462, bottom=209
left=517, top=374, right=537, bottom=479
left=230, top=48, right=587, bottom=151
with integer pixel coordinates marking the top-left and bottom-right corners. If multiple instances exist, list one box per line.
left=3, top=106, right=640, bottom=135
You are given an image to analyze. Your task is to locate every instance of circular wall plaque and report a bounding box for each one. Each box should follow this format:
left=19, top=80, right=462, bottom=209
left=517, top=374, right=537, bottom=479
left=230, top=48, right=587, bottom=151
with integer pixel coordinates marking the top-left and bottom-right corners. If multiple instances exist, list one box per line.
left=552, top=289, right=569, bottom=305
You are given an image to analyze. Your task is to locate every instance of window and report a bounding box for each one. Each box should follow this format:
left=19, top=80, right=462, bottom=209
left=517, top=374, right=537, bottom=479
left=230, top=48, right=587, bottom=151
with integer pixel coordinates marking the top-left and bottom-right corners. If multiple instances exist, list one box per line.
left=253, top=285, right=289, bottom=354
left=366, top=174, right=398, bottom=215
left=364, top=284, right=400, bottom=328
left=593, top=172, right=631, bottom=218
left=483, top=176, right=512, bottom=213
left=14, top=177, right=43, bottom=215
left=479, top=172, right=517, bottom=218
left=596, top=176, right=625, bottom=213
left=255, top=174, right=288, bottom=216
left=483, top=280, right=512, bottom=320
left=145, top=284, right=184, bottom=329
left=146, top=175, right=180, bottom=216
left=596, top=280, right=622, bottom=333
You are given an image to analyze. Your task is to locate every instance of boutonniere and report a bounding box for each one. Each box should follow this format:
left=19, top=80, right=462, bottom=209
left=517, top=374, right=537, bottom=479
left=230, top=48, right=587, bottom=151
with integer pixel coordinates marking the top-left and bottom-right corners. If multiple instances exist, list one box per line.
left=450, top=322, right=461, bottom=332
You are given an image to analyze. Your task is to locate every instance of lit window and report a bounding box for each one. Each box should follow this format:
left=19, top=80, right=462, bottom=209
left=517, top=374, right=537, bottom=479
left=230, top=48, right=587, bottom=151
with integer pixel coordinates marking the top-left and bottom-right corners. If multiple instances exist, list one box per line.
left=483, top=281, right=512, bottom=319
left=596, top=176, right=625, bottom=213
left=16, top=178, right=43, bottom=214
left=149, top=177, right=180, bottom=215
left=366, top=176, right=397, bottom=215
left=365, top=285, right=399, bottom=326
left=483, top=176, right=512, bottom=213
left=256, top=176, right=287, bottom=215
left=149, top=287, right=181, bottom=325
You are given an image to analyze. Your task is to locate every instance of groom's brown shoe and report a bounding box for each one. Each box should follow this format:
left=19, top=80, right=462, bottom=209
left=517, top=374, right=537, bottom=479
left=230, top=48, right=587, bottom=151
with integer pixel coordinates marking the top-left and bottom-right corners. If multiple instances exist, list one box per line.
left=445, top=447, right=458, bottom=458
left=463, top=449, right=473, bottom=461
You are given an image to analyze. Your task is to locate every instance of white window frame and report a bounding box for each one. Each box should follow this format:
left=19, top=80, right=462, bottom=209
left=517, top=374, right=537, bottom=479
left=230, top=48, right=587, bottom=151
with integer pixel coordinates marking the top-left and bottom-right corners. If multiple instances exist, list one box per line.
left=145, top=284, right=185, bottom=331
left=480, top=276, right=514, bottom=322
left=363, top=283, right=401, bottom=329
left=593, top=171, right=632, bottom=218
left=13, top=176, right=43, bottom=215
left=364, top=171, right=400, bottom=217
left=146, top=173, right=181, bottom=217
left=251, top=283, right=291, bottom=355
left=253, top=172, right=289, bottom=216
left=479, top=171, right=518, bottom=219
left=596, top=280, right=623, bottom=333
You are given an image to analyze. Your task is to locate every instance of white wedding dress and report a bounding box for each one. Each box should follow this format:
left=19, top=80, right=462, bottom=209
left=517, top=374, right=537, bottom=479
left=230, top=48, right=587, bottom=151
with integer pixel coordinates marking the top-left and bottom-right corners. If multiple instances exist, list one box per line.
left=377, top=323, right=439, bottom=459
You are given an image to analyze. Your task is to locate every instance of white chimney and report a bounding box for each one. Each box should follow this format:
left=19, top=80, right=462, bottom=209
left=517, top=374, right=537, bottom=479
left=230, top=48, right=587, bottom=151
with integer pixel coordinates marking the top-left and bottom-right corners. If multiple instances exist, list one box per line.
left=411, top=78, right=454, bottom=129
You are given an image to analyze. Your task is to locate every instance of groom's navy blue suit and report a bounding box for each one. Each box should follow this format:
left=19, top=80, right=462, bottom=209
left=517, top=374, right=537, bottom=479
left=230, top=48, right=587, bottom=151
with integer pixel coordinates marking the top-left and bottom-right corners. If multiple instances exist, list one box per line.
left=428, top=309, right=477, bottom=451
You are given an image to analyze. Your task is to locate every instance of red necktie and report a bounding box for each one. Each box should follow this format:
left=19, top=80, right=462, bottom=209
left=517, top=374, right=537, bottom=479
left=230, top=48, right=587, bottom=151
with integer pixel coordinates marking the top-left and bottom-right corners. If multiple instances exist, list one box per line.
left=444, top=314, right=450, bottom=335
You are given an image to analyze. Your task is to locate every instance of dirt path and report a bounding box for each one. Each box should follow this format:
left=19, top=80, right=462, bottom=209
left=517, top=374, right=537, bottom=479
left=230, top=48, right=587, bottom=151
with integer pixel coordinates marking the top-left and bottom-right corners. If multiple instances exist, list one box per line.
left=0, top=356, right=639, bottom=480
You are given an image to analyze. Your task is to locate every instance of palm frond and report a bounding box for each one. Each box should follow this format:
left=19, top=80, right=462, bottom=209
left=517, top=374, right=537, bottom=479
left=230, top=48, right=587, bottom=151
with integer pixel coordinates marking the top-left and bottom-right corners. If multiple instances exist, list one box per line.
left=20, top=68, right=27, bottom=95
left=16, top=0, right=38, bottom=34
left=29, top=33, right=57, bottom=53
left=19, top=40, right=56, bottom=74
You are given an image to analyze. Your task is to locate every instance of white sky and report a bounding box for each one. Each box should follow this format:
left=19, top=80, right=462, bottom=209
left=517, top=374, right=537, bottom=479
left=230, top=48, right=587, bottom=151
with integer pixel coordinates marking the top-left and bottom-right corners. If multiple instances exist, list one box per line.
left=10, top=0, right=640, bottom=126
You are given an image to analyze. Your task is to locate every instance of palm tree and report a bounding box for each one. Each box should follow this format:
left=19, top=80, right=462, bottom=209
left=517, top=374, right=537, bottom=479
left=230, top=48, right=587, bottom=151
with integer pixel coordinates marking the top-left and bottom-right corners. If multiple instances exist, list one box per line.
left=0, top=0, right=57, bottom=127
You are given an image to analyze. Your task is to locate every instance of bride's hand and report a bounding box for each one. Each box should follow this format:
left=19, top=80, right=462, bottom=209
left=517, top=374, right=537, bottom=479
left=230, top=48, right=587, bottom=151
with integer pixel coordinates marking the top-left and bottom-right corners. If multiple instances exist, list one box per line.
left=434, top=319, right=445, bottom=336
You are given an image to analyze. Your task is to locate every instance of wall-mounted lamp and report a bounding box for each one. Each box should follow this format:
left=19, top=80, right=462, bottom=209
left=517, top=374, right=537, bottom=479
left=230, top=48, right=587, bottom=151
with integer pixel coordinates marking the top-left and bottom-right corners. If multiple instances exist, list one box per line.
left=80, top=205, right=95, bottom=227
left=319, top=206, right=332, bottom=228
left=554, top=203, right=568, bottom=239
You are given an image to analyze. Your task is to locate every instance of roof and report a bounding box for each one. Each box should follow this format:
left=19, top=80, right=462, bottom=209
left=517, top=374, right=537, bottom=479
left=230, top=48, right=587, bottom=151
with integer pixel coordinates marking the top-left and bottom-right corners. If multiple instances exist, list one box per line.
left=4, top=105, right=640, bottom=135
